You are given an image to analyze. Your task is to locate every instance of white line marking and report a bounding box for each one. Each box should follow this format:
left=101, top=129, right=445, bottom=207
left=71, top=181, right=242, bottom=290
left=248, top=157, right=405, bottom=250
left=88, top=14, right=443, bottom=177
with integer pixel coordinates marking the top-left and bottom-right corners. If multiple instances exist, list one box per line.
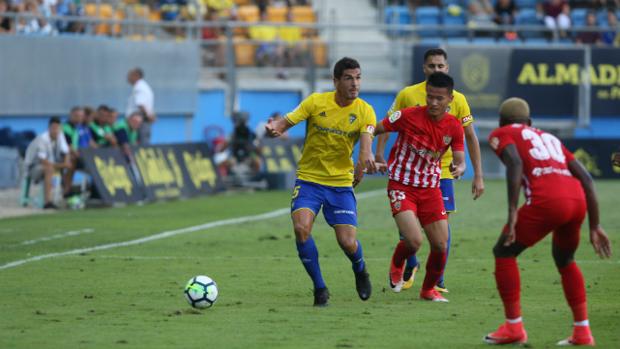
left=68, top=255, right=620, bottom=264
left=17, top=228, right=95, bottom=246
left=0, top=189, right=384, bottom=271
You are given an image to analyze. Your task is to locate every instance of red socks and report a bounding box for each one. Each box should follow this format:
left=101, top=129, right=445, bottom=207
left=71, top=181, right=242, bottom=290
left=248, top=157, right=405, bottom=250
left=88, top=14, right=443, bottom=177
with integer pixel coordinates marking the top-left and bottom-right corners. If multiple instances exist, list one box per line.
left=495, top=257, right=521, bottom=319
left=422, top=250, right=447, bottom=291
left=392, top=240, right=413, bottom=268
left=559, top=262, right=588, bottom=322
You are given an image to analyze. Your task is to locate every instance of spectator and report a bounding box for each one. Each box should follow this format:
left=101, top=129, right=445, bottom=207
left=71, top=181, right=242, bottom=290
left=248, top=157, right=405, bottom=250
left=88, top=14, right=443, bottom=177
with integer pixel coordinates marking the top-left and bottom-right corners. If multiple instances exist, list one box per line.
left=230, top=111, right=261, bottom=174
left=89, top=105, right=117, bottom=147
left=468, top=0, right=497, bottom=31
left=249, top=10, right=281, bottom=66
left=279, top=7, right=304, bottom=68
left=125, top=67, right=155, bottom=145
left=494, top=0, right=517, bottom=25
left=602, top=10, right=619, bottom=45
left=540, top=0, right=571, bottom=37
left=576, top=11, right=602, bottom=44
left=83, top=106, right=95, bottom=125
left=55, top=0, right=83, bottom=33
left=203, top=0, right=236, bottom=19
left=113, top=111, right=143, bottom=162
left=201, top=9, right=225, bottom=66
left=0, top=0, right=13, bottom=33
left=62, top=106, right=92, bottom=196
left=23, top=116, right=72, bottom=209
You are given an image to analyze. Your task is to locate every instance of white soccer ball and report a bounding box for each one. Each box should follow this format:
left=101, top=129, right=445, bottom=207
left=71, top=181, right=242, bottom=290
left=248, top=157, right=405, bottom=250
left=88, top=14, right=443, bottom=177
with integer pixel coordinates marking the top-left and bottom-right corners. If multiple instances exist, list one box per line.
left=184, top=275, right=218, bottom=309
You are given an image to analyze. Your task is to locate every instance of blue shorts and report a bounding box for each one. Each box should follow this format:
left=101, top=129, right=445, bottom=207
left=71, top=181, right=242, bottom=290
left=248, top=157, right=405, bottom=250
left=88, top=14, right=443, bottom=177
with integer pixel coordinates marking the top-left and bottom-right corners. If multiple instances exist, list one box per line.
left=291, top=179, right=357, bottom=227
left=440, top=179, right=456, bottom=213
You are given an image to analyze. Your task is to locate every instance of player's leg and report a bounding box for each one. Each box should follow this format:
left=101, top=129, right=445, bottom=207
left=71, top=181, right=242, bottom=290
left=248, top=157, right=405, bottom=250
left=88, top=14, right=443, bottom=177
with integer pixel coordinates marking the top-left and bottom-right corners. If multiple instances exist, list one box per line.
left=435, top=178, right=456, bottom=293
left=552, top=200, right=594, bottom=346
left=484, top=204, right=551, bottom=345
left=325, top=186, right=371, bottom=301
left=391, top=210, right=424, bottom=293
left=290, top=180, right=328, bottom=306
left=419, top=218, right=449, bottom=302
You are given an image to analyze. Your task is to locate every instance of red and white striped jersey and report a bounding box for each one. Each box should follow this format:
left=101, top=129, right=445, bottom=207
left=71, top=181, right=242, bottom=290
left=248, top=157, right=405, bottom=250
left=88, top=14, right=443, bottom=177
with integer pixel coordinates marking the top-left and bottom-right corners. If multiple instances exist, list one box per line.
left=382, top=106, right=464, bottom=188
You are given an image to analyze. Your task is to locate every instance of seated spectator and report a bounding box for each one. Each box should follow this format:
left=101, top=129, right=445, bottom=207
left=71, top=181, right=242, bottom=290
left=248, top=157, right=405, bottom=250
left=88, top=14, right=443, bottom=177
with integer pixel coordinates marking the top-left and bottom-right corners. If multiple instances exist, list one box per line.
left=540, top=0, right=571, bottom=37
left=576, top=11, right=602, bottom=44
left=203, top=0, right=236, bottom=19
left=602, top=10, right=619, bottom=45
left=89, top=105, right=117, bottom=147
left=16, top=0, right=56, bottom=34
left=55, top=0, right=83, bottom=32
left=249, top=10, right=281, bottom=66
left=468, top=0, right=497, bottom=30
left=201, top=9, right=225, bottom=66
left=0, top=0, right=13, bottom=33
left=494, top=0, right=516, bottom=25
left=113, top=111, right=143, bottom=162
left=23, top=116, right=72, bottom=209
left=62, top=106, right=92, bottom=196
left=278, top=7, right=304, bottom=67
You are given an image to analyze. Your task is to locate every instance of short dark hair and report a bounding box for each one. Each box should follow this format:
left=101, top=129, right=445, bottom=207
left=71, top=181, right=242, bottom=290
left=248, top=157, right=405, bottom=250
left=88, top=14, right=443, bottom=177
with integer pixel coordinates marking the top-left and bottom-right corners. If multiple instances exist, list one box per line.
left=424, top=48, right=447, bottom=62
left=333, top=57, right=360, bottom=79
left=97, top=105, right=111, bottom=113
left=427, top=72, right=454, bottom=93
left=49, top=116, right=61, bottom=125
left=134, top=68, right=144, bottom=78
left=70, top=106, right=82, bottom=114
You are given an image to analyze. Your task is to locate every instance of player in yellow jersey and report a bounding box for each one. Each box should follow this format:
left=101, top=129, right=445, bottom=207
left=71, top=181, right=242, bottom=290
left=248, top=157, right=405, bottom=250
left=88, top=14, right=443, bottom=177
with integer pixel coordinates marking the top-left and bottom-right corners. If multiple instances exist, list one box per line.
left=375, top=48, right=485, bottom=293
left=265, top=57, right=377, bottom=307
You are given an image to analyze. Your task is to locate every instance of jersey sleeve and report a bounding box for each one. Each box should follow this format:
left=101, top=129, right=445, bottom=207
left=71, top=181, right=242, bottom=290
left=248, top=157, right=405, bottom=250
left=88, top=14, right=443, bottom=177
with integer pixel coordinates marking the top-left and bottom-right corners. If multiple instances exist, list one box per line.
left=285, top=94, right=315, bottom=125
left=382, top=108, right=407, bottom=132
left=450, top=122, right=465, bottom=152
left=454, top=92, right=474, bottom=127
left=386, top=90, right=405, bottom=115
left=360, top=103, right=377, bottom=135
left=488, top=127, right=515, bottom=157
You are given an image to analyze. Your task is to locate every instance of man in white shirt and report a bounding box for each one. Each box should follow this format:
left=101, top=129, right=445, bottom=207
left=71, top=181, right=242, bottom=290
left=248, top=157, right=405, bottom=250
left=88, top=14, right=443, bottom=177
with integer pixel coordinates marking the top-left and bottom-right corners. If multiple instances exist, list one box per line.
left=125, top=67, right=155, bottom=144
left=23, top=116, right=72, bottom=209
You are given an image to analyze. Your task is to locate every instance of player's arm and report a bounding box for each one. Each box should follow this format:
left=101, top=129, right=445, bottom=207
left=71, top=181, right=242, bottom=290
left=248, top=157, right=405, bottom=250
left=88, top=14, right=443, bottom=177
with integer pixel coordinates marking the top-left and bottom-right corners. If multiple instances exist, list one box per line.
left=450, top=150, right=466, bottom=179
left=264, top=117, right=293, bottom=138
left=499, top=144, right=522, bottom=246
left=464, top=124, right=485, bottom=199
left=568, top=159, right=612, bottom=258
left=353, top=133, right=375, bottom=187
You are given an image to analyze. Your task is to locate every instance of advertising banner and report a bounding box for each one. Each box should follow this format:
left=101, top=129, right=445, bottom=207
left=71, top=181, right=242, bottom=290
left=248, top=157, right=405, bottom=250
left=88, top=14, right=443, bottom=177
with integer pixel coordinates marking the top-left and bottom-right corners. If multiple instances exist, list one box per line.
left=563, top=139, right=620, bottom=179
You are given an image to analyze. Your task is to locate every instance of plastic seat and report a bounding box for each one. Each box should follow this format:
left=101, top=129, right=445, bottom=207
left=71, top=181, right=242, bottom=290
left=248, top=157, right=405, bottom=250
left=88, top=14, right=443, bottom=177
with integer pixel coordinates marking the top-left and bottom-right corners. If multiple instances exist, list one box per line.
left=267, top=6, right=287, bottom=23
left=415, top=6, right=440, bottom=38
left=515, top=8, right=544, bottom=38
left=515, top=0, right=538, bottom=10
left=385, top=5, right=411, bottom=36
left=570, top=8, right=588, bottom=27
left=441, top=5, right=466, bottom=37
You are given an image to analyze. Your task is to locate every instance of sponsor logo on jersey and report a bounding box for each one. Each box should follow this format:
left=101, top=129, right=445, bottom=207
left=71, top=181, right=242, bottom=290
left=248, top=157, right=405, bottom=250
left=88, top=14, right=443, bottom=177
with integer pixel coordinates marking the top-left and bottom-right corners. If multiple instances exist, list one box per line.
left=319, top=111, right=326, bottom=117
left=334, top=209, right=355, bottom=215
left=443, top=136, right=452, bottom=145
left=489, top=137, right=500, bottom=150
left=461, top=115, right=473, bottom=124
left=349, top=114, right=357, bottom=124
left=389, top=111, right=401, bottom=123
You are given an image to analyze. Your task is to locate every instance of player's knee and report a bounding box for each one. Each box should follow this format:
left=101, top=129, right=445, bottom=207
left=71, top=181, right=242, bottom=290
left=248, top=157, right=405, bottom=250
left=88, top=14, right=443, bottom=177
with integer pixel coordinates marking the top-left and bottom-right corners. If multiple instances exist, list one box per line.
left=336, top=234, right=356, bottom=251
left=293, top=222, right=312, bottom=241
left=429, top=240, right=446, bottom=252
left=493, top=243, right=511, bottom=258
left=552, top=247, right=575, bottom=269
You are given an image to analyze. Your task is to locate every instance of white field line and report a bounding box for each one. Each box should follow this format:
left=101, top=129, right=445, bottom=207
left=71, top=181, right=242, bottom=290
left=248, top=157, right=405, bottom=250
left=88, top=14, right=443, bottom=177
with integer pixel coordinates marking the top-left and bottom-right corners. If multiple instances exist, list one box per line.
left=16, top=228, right=95, bottom=246
left=0, top=189, right=384, bottom=271
left=66, top=255, right=620, bottom=264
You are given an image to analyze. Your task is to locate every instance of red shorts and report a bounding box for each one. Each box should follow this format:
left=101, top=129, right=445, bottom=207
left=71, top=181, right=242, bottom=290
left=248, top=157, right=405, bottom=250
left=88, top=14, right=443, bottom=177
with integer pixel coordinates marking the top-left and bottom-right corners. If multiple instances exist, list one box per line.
left=387, top=180, right=447, bottom=226
left=504, top=198, right=586, bottom=250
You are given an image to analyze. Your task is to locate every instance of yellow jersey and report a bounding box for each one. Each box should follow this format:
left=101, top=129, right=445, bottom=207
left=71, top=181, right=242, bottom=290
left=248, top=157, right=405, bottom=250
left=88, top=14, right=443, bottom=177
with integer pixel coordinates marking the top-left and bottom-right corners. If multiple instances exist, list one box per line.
left=286, top=91, right=377, bottom=187
left=388, top=80, right=473, bottom=179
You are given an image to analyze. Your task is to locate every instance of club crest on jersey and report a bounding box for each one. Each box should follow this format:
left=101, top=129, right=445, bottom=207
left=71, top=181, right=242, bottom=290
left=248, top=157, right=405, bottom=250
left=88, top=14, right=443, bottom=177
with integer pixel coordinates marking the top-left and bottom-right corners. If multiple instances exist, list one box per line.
left=318, top=111, right=326, bottom=117
left=394, top=201, right=401, bottom=210
left=389, top=111, right=401, bottom=123
left=443, top=136, right=452, bottom=145
left=349, top=114, right=357, bottom=124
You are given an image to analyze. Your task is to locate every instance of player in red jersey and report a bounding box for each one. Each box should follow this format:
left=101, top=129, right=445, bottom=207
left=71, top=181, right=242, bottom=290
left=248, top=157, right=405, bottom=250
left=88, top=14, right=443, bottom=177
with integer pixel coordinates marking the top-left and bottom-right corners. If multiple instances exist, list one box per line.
left=371, top=72, right=466, bottom=302
left=484, top=97, right=611, bottom=346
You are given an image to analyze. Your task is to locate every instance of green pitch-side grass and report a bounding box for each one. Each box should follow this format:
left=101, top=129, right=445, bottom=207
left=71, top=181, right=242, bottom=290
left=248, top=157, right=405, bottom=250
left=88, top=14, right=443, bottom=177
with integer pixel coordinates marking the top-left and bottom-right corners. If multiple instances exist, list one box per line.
left=0, top=179, right=618, bottom=349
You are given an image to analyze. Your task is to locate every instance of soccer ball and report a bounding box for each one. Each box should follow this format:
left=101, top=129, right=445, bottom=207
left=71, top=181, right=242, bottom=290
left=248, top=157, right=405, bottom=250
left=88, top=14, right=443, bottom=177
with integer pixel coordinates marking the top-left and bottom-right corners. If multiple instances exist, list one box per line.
left=184, top=275, right=218, bottom=309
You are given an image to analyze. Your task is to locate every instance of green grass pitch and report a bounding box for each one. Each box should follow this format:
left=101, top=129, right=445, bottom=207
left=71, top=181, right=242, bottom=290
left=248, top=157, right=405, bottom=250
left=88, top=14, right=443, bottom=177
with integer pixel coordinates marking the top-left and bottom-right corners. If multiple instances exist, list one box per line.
left=0, top=178, right=618, bottom=348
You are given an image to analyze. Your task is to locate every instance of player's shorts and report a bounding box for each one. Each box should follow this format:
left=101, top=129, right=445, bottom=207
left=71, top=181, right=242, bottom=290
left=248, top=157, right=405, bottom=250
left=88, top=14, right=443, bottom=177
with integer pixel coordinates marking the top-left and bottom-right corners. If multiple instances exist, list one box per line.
left=504, top=198, right=586, bottom=250
left=387, top=180, right=447, bottom=227
left=439, top=178, right=456, bottom=213
left=291, top=179, right=357, bottom=227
